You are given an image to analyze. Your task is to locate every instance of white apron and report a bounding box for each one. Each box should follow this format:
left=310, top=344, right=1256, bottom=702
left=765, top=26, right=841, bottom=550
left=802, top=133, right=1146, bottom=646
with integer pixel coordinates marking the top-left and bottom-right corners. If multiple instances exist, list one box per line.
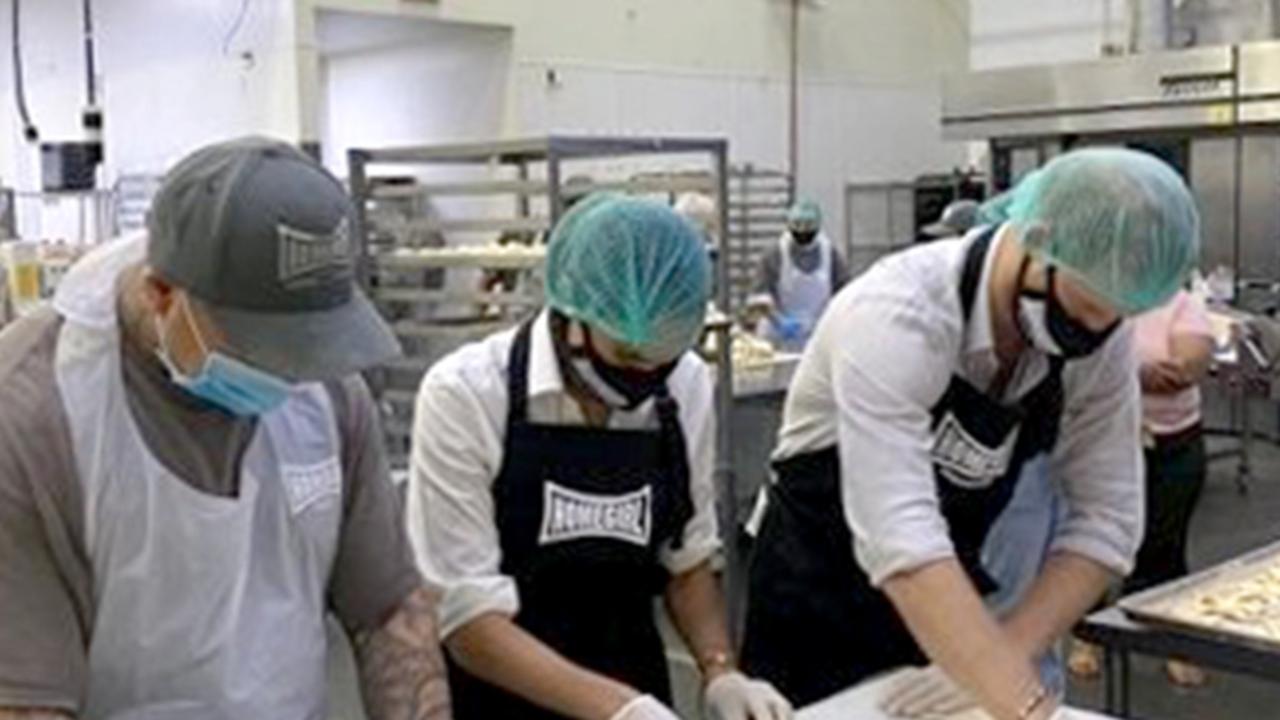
left=766, top=231, right=833, bottom=352
left=52, top=235, right=342, bottom=720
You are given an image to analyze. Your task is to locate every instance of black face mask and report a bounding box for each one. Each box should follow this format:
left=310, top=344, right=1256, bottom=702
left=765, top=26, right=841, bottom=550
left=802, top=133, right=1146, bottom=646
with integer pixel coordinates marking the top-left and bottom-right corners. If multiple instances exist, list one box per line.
left=583, top=341, right=677, bottom=408
left=1017, top=262, right=1120, bottom=359
left=791, top=230, right=818, bottom=246
left=551, top=313, right=677, bottom=409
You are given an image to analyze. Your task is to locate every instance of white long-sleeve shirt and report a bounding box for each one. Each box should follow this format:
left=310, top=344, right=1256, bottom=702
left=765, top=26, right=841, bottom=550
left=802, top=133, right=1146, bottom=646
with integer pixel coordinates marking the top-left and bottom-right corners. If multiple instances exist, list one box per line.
left=774, top=225, right=1144, bottom=587
left=406, top=310, right=721, bottom=637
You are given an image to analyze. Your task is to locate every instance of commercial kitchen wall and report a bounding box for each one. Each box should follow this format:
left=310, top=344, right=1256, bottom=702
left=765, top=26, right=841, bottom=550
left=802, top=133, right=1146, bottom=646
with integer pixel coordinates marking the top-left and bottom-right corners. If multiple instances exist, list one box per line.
left=962, top=1, right=1112, bottom=171
left=969, top=0, right=1109, bottom=70
left=0, top=0, right=304, bottom=239
left=1, top=0, right=972, bottom=245
left=969, top=0, right=1280, bottom=71
left=309, top=0, right=972, bottom=250
left=0, top=0, right=302, bottom=182
left=316, top=13, right=512, bottom=171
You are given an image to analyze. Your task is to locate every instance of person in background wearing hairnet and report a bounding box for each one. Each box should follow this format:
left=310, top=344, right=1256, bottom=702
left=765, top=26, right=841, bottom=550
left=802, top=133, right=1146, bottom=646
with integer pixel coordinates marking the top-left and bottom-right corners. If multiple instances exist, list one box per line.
left=0, top=138, right=449, bottom=719
left=745, top=199, right=849, bottom=352
left=674, top=192, right=718, bottom=242
left=674, top=192, right=721, bottom=298
left=407, top=195, right=792, bottom=720
left=740, top=148, right=1200, bottom=720
left=922, top=199, right=982, bottom=241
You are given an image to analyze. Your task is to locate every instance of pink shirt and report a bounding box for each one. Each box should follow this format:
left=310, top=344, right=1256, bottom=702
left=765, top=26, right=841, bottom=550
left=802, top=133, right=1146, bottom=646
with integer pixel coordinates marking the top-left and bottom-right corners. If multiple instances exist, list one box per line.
left=1132, top=290, right=1215, bottom=435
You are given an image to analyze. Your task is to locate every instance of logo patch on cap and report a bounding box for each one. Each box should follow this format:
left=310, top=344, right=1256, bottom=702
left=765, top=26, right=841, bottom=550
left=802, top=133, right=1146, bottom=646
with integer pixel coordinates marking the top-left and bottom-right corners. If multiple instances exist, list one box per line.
left=277, top=219, right=353, bottom=289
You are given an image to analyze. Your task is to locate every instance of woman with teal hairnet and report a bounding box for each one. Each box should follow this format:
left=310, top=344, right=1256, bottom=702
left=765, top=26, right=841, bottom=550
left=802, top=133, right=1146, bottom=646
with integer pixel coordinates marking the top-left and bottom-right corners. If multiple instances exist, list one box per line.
left=741, top=148, right=1199, bottom=720
left=406, top=194, right=792, bottom=720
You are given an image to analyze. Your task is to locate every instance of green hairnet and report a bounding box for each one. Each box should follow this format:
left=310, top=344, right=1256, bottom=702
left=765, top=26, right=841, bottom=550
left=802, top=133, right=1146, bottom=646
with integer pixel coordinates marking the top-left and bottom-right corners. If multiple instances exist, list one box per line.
left=787, top=199, right=823, bottom=232
left=546, top=193, right=711, bottom=360
left=980, top=148, right=1200, bottom=314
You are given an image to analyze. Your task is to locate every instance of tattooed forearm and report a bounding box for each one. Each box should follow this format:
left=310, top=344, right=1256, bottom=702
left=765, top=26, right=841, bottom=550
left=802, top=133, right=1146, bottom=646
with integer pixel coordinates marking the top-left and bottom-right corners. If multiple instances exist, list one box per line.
left=353, top=587, right=452, bottom=720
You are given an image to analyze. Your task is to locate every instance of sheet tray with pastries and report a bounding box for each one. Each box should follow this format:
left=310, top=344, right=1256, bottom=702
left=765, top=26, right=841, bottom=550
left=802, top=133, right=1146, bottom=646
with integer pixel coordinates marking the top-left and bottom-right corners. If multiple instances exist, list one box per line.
left=1120, top=540, right=1280, bottom=650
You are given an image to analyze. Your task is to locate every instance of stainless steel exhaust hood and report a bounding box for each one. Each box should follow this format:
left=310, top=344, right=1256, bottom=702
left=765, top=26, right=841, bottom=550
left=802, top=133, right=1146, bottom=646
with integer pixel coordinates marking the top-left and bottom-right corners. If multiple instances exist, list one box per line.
left=942, top=42, right=1280, bottom=140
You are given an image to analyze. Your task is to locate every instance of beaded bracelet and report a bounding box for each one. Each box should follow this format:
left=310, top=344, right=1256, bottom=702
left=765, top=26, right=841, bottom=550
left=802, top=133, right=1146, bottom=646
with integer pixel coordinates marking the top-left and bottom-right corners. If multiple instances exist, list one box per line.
left=1016, top=682, right=1051, bottom=720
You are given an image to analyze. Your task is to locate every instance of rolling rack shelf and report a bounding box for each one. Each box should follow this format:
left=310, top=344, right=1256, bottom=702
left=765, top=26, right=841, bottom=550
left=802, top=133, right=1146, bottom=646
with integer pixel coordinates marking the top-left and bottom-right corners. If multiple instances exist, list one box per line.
left=726, top=165, right=793, bottom=311
left=347, top=136, right=735, bottom=510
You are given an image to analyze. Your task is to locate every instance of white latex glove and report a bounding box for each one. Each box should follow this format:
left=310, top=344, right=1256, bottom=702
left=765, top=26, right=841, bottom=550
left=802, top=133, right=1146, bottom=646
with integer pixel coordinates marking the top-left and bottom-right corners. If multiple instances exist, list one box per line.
left=609, top=695, right=681, bottom=720
left=704, top=671, right=794, bottom=720
left=879, top=665, right=977, bottom=718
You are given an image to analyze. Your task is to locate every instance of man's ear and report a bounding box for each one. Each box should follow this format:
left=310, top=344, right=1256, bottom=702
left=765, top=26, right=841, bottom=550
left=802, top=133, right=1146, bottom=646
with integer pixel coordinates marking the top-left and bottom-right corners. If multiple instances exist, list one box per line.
left=140, top=267, right=177, bottom=316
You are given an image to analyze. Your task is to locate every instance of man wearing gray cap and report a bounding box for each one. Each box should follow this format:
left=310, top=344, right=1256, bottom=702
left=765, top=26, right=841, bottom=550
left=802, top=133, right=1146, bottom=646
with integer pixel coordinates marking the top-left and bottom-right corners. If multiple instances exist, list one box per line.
left=922, top=199, right=981, bottom=240
left=0, top=138, right=450, bottom=720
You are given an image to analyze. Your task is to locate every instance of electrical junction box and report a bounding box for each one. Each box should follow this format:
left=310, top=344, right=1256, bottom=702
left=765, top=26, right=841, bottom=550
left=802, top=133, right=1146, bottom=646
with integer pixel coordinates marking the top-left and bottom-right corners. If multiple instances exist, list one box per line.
left=0, top=188, right=14, bottom=240
left=41, top=141, right=103, bottom=192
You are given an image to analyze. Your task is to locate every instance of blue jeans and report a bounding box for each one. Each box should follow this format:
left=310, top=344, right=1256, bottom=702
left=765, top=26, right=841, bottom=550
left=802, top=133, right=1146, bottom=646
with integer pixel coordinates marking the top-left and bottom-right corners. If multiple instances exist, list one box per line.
left=981, top=456, right=1066, bottom=696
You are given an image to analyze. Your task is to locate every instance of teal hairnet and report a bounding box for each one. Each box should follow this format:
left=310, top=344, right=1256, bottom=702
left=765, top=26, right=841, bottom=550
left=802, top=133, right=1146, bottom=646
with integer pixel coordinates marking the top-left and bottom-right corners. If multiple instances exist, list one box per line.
left=980, top=147, right=1200, bottom=314
left=546, top=193, right=711, bottom=360
left=787, top=199, right=823, bottom=232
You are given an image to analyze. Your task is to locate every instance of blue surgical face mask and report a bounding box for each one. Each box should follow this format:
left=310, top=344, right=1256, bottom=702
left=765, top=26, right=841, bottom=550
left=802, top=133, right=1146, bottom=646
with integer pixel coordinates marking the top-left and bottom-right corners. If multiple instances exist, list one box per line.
left=155, top=297, right=293, bottom=417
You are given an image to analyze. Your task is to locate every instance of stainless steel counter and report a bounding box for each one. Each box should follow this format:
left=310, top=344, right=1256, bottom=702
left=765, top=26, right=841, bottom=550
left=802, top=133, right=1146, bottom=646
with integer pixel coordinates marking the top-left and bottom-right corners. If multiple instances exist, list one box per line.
left=731, top=354, right=802, bottom=399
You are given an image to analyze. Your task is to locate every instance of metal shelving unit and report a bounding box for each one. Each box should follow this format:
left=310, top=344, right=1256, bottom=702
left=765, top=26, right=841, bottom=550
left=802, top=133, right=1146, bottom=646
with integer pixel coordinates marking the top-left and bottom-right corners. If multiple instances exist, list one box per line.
left=8, top=188, right=116, bottom=246
left=0, top=187, right=117, bottom=329
left=0, top=187, right=14, bottom=240
left=347, top=135, right=735, bottom=494
left=726, top=164, right=793, bottom=311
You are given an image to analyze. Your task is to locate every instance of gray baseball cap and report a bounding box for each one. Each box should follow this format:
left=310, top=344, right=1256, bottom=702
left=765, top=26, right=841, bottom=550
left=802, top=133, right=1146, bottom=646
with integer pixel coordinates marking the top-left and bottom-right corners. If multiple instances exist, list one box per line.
left=923, top=199, right=981, bottom=238
left=146, top=136, right=400, bottom=381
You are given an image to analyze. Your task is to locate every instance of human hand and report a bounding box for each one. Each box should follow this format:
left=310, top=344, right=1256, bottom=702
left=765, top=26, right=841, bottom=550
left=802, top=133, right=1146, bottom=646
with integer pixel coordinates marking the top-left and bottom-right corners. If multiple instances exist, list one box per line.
left=879, top=665, right=976, bottom=718
left=775, top=315, right=804, bottom=342
left=1141, top=360, right=1188, bottom=394
left=704, top=671, right=793, bottom=720
left=608, top=694, right=681, bottom=720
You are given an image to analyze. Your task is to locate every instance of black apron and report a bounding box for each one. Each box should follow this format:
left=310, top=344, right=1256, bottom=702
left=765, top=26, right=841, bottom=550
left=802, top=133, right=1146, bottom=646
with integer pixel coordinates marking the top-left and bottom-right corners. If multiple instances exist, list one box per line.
left=447, top=319, right=696, bottom=720
left=740, top=226, right=1065, bottom=707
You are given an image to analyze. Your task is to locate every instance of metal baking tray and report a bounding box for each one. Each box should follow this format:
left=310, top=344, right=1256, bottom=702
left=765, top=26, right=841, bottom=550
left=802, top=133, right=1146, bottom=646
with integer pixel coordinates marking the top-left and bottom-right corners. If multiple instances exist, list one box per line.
left=1119, top=539, right=1280, bottom=652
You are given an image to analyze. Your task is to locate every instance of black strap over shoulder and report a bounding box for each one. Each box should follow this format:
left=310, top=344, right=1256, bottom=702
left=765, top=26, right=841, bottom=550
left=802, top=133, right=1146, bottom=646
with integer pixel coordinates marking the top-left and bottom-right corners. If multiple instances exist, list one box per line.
left=958, top=225, right=1000, bottom=324
left=505, top=318, right=537, bottom=427
left=654, top=390, right=693, bottom=551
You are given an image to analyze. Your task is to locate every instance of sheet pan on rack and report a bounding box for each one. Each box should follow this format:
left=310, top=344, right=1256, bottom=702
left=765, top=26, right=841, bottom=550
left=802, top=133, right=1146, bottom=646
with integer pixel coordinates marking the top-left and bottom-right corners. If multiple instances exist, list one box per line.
left=1119, top=539, right=1280, bottom=653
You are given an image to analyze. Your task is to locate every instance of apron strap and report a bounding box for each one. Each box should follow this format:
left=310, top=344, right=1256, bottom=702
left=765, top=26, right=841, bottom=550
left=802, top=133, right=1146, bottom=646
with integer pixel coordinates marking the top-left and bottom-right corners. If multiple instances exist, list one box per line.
left=825, top=236, right=839, bottom=294
left=957, top=225, right=1000, bottom=323
left=654, top=386, right=694, bottom=551
left=505, top=317, right=538, bottom=428
left=1017, top=354, right=1065, bottom=454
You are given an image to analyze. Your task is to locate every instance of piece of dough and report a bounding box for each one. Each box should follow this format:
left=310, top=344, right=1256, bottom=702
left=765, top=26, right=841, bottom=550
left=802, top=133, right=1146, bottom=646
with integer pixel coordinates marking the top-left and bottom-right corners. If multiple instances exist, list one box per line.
left=1165, top=559, right=1280, bottom=640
